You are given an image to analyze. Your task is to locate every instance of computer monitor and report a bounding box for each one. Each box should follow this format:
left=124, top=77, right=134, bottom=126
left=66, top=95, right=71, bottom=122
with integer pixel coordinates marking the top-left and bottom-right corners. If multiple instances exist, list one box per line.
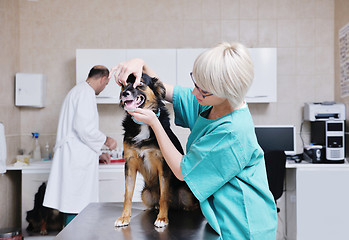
left=254, top=125, right=296, bottom=155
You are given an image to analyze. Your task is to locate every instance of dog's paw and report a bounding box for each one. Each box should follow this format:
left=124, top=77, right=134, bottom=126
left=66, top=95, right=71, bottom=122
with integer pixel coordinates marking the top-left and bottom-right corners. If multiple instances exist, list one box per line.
left=40, top=229, right=48, bottom=235
left=154, top=218, right=168, bottom=228
left=114, top=216, right=131, bottom=227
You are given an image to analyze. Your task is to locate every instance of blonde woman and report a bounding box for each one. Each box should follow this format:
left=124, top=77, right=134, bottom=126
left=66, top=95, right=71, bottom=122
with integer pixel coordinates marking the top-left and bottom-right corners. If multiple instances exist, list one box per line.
left=110, top=42, right=277, bottom=239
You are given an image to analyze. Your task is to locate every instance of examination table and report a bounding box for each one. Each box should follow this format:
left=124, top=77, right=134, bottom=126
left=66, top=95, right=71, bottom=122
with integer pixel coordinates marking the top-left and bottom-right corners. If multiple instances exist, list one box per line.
left=55, top=202, right=220, bottom=240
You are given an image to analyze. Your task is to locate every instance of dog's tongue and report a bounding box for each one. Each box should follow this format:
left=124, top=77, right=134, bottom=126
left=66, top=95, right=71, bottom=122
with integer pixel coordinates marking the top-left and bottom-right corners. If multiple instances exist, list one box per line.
left=124, top=100, right=138, bottom=111
left=123, top=95, right=144, bottom=111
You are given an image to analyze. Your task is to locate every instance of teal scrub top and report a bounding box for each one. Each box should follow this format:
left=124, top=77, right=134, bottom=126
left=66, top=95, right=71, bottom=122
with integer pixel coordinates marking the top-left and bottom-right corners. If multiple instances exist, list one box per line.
left=173, top=86, right=277, bottom=240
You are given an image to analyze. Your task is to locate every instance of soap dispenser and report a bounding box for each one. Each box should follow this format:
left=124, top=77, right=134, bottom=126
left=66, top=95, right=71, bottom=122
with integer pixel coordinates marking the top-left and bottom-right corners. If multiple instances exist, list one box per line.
left=42, top=142, right=51, bottom=161
left=32, top=132, right=41, bottom=161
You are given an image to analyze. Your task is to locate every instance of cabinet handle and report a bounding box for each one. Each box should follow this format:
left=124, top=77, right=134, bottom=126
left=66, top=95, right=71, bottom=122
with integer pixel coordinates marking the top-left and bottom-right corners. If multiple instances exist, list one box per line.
left=245, top=95, right=268, bottom=98
left=99, top=179, right=118, bottom=182
left=96, top=96, right=119, bottom=99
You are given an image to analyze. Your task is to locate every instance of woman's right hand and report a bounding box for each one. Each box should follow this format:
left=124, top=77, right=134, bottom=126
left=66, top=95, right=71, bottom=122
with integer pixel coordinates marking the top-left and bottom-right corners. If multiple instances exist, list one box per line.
left=109, top=58, right=145, bottom=88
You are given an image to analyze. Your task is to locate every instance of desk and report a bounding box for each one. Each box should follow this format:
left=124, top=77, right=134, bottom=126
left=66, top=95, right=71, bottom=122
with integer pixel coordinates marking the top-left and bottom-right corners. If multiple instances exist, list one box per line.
left=55, top=202, right=219, bottom=240
left=285, top=160, right=349, bottom=240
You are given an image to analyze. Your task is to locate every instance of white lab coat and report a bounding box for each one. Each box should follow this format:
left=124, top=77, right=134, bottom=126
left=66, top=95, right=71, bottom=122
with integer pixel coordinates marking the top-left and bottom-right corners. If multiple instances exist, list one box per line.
left=43, top=82, right=106, bottom=214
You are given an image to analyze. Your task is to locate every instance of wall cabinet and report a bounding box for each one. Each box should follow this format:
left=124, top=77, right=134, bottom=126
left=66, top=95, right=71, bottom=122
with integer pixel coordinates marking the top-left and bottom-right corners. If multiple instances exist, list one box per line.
left=76, top=49, right=177, bottom=103
left=126, top=49, right=177, bottom=86
left=76, top=48, right=277, bottom=103
left=76, top=49, right=126, bottom=104
left=246, top=48, right=277, bottom=102
left=176, top=48, right=206, bottom=88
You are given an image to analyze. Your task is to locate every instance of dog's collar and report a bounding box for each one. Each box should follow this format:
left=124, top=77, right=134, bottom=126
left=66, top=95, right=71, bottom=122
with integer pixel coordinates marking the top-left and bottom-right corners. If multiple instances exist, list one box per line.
left=132, top=108, right=161, bottom=125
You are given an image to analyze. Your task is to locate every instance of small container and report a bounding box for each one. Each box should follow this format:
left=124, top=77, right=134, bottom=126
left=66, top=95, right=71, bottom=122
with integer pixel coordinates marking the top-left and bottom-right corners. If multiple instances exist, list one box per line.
left=16, top=155, right=30, bottom=164
left=42, top=142, right=51, bottom=161
left=0, top=228, right=22, bottom=240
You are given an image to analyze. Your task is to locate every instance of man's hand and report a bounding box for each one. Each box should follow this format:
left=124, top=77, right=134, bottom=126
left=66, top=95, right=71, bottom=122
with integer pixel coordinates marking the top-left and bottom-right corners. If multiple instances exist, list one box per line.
left=99, top=152, right=111, bottom=164
left=105, top=136, right=117, bottom=150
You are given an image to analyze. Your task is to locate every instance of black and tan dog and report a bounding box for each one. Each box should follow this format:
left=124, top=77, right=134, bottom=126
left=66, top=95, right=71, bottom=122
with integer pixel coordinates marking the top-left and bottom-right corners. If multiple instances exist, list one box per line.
left=26, top=182, right=64, bottom=235
left=115, top=73, right=198, bottom=228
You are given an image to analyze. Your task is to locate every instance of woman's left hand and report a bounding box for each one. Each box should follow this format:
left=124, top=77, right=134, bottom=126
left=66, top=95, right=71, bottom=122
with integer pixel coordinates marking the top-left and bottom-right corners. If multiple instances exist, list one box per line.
left=109, top=58, right=144, bottom=88
left=128, top=108, right=158, bottom=126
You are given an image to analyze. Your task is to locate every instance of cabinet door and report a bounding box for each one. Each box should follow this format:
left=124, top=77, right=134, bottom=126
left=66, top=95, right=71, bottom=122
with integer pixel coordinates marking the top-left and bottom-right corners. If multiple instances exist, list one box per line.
left=176, top=48, right=206, bottom=88
left=126, top=49, right=177, bottom=85
left=295, top=168, right=349, bottom=240
left=246, top=48, right=277, bottom=102
left=22, top=170, right=50, bottom=233
left=177, top=48, right=277, bottom=103
left=99, top=170, right=144, bottom=202
left=76, top=49, right=126, bottom=104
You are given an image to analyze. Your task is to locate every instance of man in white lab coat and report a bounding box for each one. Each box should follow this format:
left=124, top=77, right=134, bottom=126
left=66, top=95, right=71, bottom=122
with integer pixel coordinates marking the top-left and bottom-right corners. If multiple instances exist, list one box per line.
left=43, top=65, right=117, bottom=225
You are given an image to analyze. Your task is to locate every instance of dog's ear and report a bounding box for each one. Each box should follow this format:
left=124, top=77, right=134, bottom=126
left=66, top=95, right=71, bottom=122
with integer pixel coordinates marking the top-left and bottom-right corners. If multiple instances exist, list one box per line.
left=126, top=74, right=136, bottom=85
left=141, top=73, right=166, bottom=100
left=151, top=77, right=166, bottom=100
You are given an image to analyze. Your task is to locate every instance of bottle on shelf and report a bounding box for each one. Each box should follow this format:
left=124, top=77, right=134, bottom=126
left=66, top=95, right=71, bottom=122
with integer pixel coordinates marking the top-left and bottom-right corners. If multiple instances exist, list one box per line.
left=31, top=132, right=41, bottom=161
left=42, top=142, right=51, bottom=161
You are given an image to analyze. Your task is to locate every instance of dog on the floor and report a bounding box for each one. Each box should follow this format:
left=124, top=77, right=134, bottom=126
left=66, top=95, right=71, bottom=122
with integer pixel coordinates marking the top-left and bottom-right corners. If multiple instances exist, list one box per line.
left=115, top=73, right=198, bottom=228
left=26, top=182, right=64, bottom=235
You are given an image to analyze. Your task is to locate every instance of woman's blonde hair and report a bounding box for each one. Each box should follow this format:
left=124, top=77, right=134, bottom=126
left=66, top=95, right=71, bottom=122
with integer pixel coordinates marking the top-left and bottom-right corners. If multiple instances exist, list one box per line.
left=192, top=42, right=254, bottom=108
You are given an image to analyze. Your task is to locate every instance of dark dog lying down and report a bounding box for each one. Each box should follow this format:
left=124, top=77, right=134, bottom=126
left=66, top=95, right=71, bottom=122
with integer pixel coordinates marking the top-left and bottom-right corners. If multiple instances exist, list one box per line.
left=115, top=73, right=199, bottom=228
left=26, top=182, right=64, bottom=235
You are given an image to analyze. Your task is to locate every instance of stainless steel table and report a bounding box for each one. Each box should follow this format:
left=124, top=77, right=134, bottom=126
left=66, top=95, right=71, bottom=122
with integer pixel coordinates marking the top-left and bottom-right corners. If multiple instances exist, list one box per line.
left=55, top=202, right=220, bottom=240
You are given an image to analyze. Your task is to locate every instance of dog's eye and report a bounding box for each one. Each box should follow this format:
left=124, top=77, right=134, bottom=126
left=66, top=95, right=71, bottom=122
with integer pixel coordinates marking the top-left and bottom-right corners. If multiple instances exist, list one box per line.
left=137, top=82, right=144, bottom=87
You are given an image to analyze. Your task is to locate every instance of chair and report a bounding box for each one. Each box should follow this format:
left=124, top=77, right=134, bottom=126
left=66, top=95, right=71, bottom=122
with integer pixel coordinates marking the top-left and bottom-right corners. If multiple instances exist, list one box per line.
left=264, top=150, right=286, bottom=212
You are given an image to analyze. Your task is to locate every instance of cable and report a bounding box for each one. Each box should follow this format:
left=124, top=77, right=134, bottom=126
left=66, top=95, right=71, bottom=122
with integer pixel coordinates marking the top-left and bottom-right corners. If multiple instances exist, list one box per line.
left=300, top=120, right=305, bottom=150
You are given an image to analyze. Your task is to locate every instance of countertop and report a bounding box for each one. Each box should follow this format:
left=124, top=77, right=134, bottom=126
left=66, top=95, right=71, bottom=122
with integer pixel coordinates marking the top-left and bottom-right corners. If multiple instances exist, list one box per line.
left=7, top=159, right=349, bottom=171
left=286, top=159, right=349, bottom=168
left=6, top=160, right=125, bottom=171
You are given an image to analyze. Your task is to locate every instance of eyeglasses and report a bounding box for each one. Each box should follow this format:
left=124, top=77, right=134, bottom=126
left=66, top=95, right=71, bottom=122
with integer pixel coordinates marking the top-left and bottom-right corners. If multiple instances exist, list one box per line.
left=190, top=72, right=213, bottom=98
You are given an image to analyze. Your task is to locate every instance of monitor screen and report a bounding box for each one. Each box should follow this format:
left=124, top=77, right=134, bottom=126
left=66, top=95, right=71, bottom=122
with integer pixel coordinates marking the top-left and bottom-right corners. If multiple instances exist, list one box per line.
left=254, top=125, right=296, bottom=155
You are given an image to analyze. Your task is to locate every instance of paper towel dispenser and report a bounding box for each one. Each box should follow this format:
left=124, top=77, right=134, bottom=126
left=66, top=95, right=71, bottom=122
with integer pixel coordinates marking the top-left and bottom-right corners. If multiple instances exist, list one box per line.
left=15, top=73, right=46, bottom=108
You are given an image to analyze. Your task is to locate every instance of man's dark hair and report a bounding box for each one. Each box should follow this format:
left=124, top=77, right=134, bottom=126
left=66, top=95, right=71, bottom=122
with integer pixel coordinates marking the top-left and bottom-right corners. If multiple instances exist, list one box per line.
left=88, top=65, right=109, bottom=79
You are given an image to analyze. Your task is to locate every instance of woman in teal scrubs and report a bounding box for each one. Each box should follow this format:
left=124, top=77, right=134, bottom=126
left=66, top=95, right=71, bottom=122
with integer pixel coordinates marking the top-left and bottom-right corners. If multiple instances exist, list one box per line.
left=110, top=42, right=277, bottom=239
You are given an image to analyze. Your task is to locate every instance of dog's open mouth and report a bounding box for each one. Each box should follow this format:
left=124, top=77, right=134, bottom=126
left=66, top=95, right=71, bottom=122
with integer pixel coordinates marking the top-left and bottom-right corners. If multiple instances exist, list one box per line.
left=121, top=95, right=145, bottom=111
